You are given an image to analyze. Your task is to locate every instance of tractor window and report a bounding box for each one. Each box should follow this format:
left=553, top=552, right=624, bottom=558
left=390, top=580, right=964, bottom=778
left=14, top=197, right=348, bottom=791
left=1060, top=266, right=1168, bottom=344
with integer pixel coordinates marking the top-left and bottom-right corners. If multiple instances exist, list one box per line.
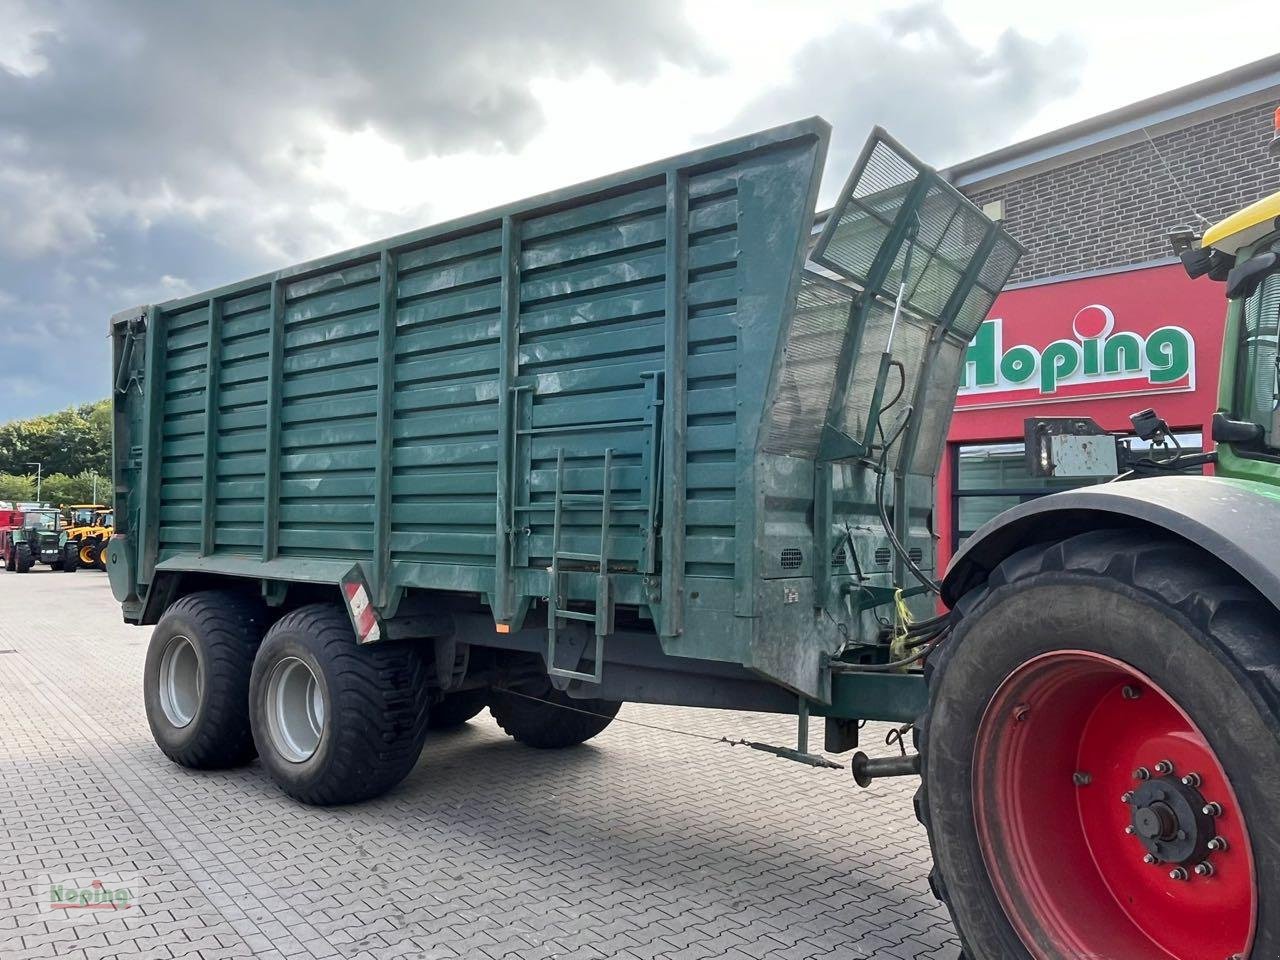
left=24, top=511, right=58, bottom=531
left=71, top=509, right=95, bottom=525
left=1237, top=271, right=1280, bottom=443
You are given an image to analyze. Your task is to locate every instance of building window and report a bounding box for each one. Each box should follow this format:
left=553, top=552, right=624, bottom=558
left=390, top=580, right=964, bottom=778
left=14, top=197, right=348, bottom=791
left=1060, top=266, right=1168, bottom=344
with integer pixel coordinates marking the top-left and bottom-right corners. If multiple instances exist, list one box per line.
left=951, top=433, right=1203, bottom=553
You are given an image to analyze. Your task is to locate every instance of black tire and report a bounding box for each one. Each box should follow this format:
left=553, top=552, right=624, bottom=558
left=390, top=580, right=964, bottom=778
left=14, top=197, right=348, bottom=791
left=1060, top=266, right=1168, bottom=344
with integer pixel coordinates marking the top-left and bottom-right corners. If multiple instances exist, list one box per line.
left=14, top=542, right=31, bottom=573
left=95, top=538, right=107, bottom=570
left=490, top=678, right=621, bottom=749
left=143, top=590, right=266, bottom=769
left=917, top=529, right=1280, bottom=959
left=61, top=543, right=78, bottom=572
left=249, top=604, right=431, bottom=806
left=78, top=538, right=99, bottom=569
left=428, top=688, right=488, bottom=730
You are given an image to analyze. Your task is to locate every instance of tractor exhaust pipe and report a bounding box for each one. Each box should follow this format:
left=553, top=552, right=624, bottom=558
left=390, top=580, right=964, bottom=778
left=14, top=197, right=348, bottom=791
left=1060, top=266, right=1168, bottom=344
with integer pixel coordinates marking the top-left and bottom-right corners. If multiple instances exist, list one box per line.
left=851, top=750, right=921, bottom=788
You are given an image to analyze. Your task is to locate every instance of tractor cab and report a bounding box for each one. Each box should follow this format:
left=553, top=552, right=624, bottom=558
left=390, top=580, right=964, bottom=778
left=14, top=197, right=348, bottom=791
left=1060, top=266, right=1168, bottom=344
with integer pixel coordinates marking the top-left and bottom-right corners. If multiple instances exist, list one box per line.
left=66, top=504, right=106, bottom=527
left=1183, top=184, right=1280, bottom=471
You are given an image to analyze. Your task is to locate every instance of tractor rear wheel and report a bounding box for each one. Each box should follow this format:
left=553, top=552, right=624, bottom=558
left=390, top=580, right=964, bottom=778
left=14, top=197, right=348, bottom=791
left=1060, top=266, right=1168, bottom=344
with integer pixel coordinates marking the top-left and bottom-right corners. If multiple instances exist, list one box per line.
left=490, top=678, right=620, bottom=749
left=917, top=529, right=1278, bottom=960
left=248, top=605, right=431, bottom=806
left=14, top=543, right=32, bottom=573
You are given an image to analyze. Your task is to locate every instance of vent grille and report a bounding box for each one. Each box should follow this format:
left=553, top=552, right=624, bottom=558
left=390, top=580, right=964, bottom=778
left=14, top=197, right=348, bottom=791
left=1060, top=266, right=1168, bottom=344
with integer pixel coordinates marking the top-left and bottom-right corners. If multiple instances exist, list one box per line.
left=779, top=547, right=803, bottom=570
left=872, top=546, right=924, bottom=567
left=832, top=546, right=847, bottom=568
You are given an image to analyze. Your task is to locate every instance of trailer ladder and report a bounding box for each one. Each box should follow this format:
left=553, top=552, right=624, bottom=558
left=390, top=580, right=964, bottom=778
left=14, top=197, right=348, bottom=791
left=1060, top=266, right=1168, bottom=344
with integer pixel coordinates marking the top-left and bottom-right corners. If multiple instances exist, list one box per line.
left=545, top=447, right=618, bottom=684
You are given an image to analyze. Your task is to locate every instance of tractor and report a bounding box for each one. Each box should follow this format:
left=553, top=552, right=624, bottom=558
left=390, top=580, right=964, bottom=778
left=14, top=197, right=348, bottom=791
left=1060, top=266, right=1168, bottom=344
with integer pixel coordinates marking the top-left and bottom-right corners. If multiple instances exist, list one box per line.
left=2, top=505, right=79, bottom=573
left=62, top=503, right=113, bottom=570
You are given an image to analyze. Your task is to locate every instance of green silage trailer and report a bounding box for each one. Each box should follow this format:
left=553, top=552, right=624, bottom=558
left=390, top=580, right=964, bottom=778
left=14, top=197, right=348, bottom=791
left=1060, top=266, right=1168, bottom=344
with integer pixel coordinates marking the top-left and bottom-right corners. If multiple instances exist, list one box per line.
left=110, top=118, right=1059, bottom=951
left=110, top=118, right=1017, bottom=736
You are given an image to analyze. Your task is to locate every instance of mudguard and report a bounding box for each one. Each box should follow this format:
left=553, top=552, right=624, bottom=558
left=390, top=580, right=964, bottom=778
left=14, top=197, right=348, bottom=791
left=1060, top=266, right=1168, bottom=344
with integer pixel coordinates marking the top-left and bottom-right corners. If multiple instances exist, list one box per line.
left=942, top=475, right=1280, bottom=611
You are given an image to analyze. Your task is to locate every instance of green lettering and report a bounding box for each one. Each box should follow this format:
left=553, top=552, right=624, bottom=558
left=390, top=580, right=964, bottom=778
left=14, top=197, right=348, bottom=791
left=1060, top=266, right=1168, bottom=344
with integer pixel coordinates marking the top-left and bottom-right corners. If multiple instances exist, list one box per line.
left=1000, top=345, right=1038, bottom=384
left=1102, top=333, right=1142, bottom=374
left=1146, top=327, right=1191, bottom=383
left=962, top=320, right=1000, bottom=388
left=1041, top=341, right=1080, bottom=394
left=1083, top=338, right=1101, bottom=375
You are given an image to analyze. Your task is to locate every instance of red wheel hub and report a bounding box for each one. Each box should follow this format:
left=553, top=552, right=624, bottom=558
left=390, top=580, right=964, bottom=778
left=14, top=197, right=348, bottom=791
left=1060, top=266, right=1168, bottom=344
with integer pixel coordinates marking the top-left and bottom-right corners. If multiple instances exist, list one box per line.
left=973, top=650, right=1256, bottom=959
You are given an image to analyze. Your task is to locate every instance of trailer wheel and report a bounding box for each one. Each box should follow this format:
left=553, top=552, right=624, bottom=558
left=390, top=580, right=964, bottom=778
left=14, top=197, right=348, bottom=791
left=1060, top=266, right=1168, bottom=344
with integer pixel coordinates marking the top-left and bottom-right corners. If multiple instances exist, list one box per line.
left=144, top=590, right=266, bottom=769
left=917, top=529, right=1278, bottom=960
left=427, top=689, right=488, bottom=730
left=490, top=679, right=620, bottom=749
left=249, top=604, right=431, bottom=806
left=14, top=542, right=32, bottom=573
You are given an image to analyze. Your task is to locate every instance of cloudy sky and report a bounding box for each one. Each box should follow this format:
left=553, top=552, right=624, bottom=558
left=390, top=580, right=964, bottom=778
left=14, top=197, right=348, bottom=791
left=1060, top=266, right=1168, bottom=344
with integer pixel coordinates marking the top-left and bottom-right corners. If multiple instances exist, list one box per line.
left=1, top=0, right=1275, bottom=420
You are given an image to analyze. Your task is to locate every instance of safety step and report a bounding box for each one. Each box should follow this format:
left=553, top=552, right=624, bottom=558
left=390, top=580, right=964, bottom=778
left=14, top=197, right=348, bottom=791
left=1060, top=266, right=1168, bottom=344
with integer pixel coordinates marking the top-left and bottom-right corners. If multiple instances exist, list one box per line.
left=555, top=550, right=601, bottom=563
left=555, top=609, right=598, bottom=623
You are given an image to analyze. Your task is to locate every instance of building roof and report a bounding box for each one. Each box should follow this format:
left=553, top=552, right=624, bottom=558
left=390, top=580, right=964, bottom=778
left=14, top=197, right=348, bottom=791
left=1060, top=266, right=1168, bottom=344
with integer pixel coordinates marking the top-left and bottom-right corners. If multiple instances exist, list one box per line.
left=943, top=54, right=1280, bottom=189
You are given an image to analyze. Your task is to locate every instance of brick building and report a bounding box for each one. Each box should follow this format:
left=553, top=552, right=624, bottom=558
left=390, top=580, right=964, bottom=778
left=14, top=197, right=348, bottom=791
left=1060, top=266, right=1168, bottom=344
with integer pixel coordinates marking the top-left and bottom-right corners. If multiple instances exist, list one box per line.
left=934, top=54, right=1280, bottom=570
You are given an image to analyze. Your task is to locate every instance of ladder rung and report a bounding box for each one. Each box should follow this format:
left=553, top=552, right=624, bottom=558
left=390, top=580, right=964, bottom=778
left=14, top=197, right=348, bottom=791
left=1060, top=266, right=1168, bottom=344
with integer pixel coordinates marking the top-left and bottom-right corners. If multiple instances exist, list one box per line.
left=555, top=609, right=598, bottom=623
left=556, top=550, right=601, bottom=562
left=514, top=501, right=648, bottom=513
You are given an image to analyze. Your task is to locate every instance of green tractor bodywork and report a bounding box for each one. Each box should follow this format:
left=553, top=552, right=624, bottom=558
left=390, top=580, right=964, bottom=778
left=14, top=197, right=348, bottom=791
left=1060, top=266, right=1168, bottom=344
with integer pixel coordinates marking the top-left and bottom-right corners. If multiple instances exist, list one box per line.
left=3, top=508, right=74, bottom=572
left=109, top=120, right=1019, bottom=729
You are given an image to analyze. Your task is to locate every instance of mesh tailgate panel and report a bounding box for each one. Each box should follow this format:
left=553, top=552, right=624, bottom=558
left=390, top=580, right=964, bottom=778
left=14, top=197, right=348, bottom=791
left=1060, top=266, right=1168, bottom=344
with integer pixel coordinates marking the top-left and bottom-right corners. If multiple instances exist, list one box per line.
left=812, top=129, right=1023, bottom=335
left=763, top=273, right=856, bottom=457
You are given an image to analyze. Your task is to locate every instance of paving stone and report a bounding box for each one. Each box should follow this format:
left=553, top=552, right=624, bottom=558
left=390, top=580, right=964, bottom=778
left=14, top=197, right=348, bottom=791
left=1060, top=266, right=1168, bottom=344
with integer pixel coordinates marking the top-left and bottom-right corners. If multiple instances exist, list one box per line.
left=0, top=571, right=958, bottom=958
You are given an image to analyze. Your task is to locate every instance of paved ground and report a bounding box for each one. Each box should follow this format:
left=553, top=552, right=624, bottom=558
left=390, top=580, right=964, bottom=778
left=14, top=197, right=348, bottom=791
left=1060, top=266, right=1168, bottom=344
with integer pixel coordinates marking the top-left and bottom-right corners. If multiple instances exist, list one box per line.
left=0, top=570, right=958, bottom=960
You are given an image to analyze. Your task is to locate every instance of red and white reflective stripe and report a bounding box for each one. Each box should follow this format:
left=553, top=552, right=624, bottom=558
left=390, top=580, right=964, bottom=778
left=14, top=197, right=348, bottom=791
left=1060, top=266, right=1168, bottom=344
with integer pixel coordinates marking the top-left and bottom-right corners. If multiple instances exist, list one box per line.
left=343, top=581, right=381, bottom=644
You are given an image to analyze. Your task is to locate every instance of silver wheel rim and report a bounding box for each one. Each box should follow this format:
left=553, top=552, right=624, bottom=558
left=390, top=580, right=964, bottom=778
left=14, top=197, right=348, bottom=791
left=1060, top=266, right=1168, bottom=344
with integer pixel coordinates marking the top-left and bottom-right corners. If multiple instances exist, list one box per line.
left=158, top=635, right=202, bottom=728
left=265, top=657, right=325, bottom=763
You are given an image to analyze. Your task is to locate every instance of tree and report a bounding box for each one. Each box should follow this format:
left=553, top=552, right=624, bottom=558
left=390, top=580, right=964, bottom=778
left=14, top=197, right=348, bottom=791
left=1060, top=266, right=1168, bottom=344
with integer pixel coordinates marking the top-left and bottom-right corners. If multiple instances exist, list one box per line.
left=0, top=400, right=111, bottom=478
left=41, top=472, right=105, bottom=506
left=0, top=474, right=36, bottom=502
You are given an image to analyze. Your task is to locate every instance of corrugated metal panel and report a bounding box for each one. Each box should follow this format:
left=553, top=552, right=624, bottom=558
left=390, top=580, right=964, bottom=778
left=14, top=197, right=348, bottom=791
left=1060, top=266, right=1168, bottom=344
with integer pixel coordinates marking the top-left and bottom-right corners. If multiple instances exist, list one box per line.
left=119, top=119, right=829, bottom=668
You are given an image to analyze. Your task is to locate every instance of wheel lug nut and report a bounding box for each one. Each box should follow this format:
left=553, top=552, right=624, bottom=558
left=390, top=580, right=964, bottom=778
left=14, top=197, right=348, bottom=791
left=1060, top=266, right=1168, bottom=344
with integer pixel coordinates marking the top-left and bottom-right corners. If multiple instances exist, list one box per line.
left=1203, top=801, right=1224, bottom=816
left=1208, top=836, right=1229, bottom=852
left=1143, top=853, right=1159, bottom=864
left=1154, top=760, right=1174, bottom=776
left=1124, top=825, right=1136, bottom=836
left=1194, top=861, right=1215, bottom=877
left=1122, top=685, right=1141, bottom=700
left=1169, top=867, right=1188, bottom=881
left=1073, top=772, right=1092, bottom=786
left=1133, top=767, right=1151, bottom=781
left=1181, top=772, right=1202, bottom=787
left=1122, top=791, right=1136, bottom=804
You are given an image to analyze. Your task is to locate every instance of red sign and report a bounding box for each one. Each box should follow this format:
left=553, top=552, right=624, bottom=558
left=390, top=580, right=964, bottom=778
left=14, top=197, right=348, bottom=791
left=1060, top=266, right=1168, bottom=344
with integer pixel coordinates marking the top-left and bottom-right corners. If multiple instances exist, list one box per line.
left=951, top=262, right=1225, bottom=433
